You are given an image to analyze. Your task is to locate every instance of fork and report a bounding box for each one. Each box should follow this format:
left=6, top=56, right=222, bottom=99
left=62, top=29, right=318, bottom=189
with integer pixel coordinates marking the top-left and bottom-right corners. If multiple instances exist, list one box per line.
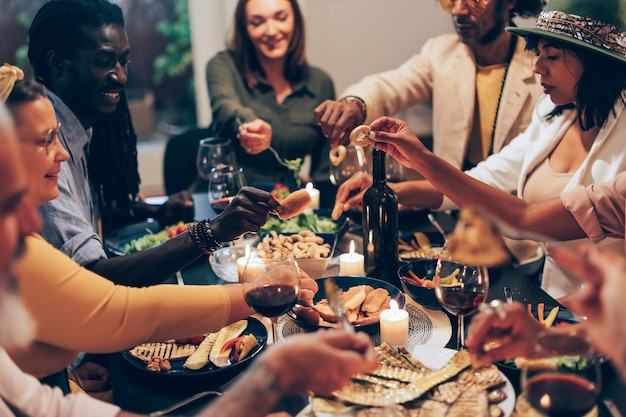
left=324, top=278, right=354, bottom=333
left=236, top=118, right=291, bottom=169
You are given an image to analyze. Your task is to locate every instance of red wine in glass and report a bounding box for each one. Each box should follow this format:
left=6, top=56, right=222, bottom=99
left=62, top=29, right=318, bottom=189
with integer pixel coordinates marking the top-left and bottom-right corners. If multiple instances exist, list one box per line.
left=210, top=197, right=233, bottom=214
left=525, top=373, right=598, bottom=417
left=244, top=284, right=298, bottom=317
left=436, top=286, right=487, bottom=316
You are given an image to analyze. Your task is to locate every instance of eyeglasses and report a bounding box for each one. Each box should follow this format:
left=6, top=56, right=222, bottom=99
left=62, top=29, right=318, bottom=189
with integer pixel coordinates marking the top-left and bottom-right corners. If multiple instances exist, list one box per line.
left=21, top=122, right=62, bottom=155
left=439, top=0, right=491, bottom=14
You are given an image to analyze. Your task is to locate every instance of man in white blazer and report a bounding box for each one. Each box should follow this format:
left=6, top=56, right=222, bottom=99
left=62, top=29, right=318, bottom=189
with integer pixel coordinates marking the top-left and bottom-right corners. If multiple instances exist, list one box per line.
left=315, top=0, right=545, bottom=170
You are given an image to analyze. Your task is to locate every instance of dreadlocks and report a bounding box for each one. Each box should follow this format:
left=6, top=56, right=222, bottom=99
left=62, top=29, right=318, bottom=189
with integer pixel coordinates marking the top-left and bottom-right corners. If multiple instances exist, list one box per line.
left=28, top=0, right=140, bottom=231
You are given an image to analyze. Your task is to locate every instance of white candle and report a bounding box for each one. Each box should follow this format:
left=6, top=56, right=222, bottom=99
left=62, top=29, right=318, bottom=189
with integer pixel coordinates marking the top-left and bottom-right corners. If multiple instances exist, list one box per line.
left=339, top=240, right=365, bottom=276
left=305, top=182, right=320, bottom=210
left=379, top=300, right=409, bottom=347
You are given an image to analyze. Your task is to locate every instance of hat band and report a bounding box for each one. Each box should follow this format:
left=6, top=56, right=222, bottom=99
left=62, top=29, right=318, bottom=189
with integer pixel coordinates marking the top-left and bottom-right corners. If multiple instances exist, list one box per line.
left=535, top=10, right=626, bottom=56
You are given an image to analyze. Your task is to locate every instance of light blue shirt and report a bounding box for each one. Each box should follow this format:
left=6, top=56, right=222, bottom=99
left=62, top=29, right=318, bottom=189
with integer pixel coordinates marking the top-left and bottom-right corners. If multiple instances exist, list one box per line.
left=38, top=89, right=106, bottom=266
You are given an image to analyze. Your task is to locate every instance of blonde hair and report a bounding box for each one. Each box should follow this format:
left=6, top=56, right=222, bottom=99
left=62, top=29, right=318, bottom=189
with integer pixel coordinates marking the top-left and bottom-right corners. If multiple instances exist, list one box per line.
left=0, top=64, right=24, bottom=102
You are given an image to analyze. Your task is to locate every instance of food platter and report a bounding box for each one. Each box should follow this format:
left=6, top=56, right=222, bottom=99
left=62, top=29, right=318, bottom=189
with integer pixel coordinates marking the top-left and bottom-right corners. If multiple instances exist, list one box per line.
left=495, top=304, right=608, bottom=374
left=279, top=302, right=452, bottom=348
left=122, top=316, right=267, bottom=378
left=286, top=276, right=405, bottom=334
left=295, top=346, right=516, bottom=417
left=104, top=220, right=162, bottom=256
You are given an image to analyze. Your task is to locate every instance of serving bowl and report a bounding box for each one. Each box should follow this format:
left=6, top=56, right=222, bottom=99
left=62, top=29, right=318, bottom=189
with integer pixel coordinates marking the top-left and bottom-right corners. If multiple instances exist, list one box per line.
left=209, top=246, right=247, bottom=282
left=257, top=232, right=337, bottom=279
left=397, top=259, right=441, bottom=310
left=288, top=276, right=405, bottom=334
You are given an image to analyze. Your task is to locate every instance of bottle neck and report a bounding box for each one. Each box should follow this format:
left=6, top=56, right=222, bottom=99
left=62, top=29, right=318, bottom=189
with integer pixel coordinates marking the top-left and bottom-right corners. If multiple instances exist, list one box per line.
left=372, top=148, right=387, bottom=184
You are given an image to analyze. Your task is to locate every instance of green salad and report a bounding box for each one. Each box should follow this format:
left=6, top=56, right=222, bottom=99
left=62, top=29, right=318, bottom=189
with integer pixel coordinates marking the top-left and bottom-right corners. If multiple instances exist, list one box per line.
left=260, top=212, right=338, bottom=235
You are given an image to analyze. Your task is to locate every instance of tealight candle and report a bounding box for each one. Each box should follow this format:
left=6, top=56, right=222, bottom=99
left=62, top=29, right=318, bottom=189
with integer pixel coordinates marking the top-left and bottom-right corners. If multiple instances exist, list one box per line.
left=305, top=182, right=320, bottom=210
left=379, top=300, right=409, bottom=347
left=339, top=240, right=365, bottom=276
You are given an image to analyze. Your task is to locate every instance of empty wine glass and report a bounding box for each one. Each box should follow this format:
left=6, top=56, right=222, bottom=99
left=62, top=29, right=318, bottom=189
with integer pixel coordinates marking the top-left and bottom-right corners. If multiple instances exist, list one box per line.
left=208, top=166, right=246, bottom=214
left=329, top=145, right=367, bottom=186
left=242, top=251, right=300, bottom=344
left=196, top=137, right=237, bottom=181
left=434, top=258, right=489, bottom=350
left=519, top=330, right=601, bottom=417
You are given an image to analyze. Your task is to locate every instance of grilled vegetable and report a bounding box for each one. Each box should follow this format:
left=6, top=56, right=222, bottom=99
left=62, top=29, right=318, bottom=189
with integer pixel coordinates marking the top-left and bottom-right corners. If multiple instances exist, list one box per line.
left=209, top=320, right=248, bottom=368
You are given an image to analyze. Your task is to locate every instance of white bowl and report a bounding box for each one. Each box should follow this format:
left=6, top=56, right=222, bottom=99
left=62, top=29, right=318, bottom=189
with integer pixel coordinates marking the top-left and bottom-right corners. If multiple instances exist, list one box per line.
left=209, top=246, right=247, bottom=282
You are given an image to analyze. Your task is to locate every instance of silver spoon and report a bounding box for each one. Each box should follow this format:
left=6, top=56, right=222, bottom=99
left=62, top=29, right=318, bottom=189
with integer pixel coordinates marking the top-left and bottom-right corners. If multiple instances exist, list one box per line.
left=427, top=213, right=448, bottom=246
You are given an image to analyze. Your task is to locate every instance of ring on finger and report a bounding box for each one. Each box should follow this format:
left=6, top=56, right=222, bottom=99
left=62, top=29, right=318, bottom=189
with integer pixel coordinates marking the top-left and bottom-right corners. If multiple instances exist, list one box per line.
left=479, top=299, right=507, bottom=319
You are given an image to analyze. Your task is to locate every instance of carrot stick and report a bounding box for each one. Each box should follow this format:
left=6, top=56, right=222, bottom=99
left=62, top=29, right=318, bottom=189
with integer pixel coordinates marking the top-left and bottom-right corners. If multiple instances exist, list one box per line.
left=538, top=303, right=545, bottom=324
left=527, top=303, right=533, bottom=317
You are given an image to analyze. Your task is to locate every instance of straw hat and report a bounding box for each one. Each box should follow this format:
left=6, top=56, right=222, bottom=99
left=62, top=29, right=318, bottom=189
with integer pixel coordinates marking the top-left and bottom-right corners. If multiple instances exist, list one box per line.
left=506, top=0, right=626, bottom=64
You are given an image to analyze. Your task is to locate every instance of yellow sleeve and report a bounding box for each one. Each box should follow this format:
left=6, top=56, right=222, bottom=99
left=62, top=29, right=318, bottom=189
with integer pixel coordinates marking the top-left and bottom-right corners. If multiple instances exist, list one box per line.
left=14, top=235, right=233, bottom=353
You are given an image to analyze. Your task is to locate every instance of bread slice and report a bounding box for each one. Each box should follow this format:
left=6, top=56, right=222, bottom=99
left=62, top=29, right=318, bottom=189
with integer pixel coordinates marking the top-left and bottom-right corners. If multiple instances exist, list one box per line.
left=129, top=342, right=197, bottom=362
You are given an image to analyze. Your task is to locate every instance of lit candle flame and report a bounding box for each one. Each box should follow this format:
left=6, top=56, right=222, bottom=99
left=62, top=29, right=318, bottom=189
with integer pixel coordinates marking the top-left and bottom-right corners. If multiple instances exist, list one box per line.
left=306, top=182, right=313, bottom=192
left=244, top=243, right=251, bottom=257
left=390, top=299, right=399, bottom=315
left=349, top=240, right=355, bottom=254
left=539, top=393, right=551, bottom=409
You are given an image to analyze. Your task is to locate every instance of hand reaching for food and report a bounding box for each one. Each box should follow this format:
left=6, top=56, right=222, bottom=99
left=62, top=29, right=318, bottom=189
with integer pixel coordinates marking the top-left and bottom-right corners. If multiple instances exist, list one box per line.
left=237, top=118, right=272, bottom=155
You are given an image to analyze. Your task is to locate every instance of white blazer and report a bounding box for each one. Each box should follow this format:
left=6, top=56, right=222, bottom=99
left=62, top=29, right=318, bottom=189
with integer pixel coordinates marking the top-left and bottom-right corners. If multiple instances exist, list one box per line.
left=342, top=33, right=543, bottom=168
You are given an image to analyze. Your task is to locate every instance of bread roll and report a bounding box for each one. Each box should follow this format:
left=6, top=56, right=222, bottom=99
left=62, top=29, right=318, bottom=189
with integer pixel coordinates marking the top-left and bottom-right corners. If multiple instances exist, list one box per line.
left=275, top=189, right=312, bottom=219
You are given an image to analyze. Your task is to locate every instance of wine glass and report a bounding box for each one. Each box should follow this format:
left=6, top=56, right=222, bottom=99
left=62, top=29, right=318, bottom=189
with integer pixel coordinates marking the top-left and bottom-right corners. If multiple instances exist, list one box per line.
left=196, top=137, right=237, bottom=181
left=242, top=251, right=300, bottom=344
left=519, top=330, right=601, bottom=417
left=434, top=258, right=489, bottom=350
left=207, top=166, right=246, bottom=214
left=329, top=145, right=367, bottom=186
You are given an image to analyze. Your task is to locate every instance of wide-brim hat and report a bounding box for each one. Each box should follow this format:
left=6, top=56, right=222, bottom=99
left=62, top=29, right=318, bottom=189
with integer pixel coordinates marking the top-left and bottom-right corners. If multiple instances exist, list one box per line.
left=506, top=0, right=626, bottom=64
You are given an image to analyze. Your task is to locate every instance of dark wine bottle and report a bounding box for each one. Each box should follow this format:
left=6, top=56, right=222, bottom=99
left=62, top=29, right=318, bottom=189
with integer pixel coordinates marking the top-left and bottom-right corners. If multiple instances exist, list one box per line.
left=362, top=148, right=400, bottom=288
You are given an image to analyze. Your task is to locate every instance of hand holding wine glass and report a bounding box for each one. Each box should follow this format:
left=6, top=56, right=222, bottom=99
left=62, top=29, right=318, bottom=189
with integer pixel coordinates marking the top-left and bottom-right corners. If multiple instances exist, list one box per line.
left=242, top=251, right=300, bottom=344
left=434, top=258, right=489, bottom=350
left=520, top=330, right=601, bottom=417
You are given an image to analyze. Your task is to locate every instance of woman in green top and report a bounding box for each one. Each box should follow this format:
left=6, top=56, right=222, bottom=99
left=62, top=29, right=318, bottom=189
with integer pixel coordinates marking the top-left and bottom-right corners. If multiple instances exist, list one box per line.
left=205, top=0, right=335, bottom=189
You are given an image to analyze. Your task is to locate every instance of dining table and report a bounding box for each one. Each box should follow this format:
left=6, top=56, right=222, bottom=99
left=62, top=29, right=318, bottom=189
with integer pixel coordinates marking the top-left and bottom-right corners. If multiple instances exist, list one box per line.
left=108, top=193, right=626, bottom=417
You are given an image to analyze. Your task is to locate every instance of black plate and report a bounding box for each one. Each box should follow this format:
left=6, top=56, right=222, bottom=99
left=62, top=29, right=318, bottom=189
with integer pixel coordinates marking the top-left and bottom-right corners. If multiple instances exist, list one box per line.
left=495, top=306, right=607, bottom=374
left=122, top=316, right=268, bottom=377
left=288, top=276, right=405, bottom=334
left=104, top=220, right=162, bottom=256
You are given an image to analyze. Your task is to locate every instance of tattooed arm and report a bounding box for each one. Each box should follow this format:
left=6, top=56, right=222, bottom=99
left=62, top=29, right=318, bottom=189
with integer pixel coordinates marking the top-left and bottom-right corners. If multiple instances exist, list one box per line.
left=196, top=330, right=378, bottom=417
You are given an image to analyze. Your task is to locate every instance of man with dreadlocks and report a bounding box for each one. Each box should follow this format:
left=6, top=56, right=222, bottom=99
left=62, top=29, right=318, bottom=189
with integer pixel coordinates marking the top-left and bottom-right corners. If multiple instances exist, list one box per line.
left=29, top=0, right=277, bottom=286
left=27, top=0, right=295, bottom=394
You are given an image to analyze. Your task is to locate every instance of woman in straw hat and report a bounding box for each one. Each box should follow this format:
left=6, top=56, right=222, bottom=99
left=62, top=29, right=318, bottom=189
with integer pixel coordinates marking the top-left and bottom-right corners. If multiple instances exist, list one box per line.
left=335, top=0, right=626, bottom=303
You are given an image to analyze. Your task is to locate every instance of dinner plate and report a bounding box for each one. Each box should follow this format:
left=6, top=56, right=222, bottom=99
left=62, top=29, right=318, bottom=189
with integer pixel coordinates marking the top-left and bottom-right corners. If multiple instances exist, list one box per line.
left=295, top=345, right=516, bottom=417
left=286, top=276, right=405, bottom=334
left=122, top=316, right=268, bottom=377
left=104, top=220, right=162, bottom=256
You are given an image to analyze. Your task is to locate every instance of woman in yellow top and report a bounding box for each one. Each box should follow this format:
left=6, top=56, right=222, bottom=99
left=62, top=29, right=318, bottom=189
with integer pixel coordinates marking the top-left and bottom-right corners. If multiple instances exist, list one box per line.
left=0, top=67, right=316, bottom=389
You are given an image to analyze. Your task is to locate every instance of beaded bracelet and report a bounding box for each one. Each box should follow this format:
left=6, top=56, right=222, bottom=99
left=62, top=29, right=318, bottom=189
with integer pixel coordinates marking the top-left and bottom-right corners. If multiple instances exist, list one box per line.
left=341, top=96, right=367, bottom=124
left=188, top=219, right=221, bottom=256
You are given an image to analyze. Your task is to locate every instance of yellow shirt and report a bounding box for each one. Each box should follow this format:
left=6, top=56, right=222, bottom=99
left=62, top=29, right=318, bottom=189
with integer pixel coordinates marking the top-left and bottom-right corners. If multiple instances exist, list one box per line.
left=9, top=234, right=232, bottom=378
left=465, top=64, right=506, bottom=168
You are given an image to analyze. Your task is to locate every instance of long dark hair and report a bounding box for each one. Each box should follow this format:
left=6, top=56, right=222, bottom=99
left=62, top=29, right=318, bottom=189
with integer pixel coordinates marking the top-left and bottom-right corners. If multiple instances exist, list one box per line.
left=28, top=0, right=140, bottom=230
left=227, top=0, right=307, bottom=87
left=511, top=0, right=546, bottom=19
left=526, top=35, right=626, bottom=130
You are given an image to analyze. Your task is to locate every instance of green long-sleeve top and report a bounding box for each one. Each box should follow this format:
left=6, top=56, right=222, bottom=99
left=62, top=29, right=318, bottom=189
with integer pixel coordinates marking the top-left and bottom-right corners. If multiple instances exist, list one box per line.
left=205, top=50, right=335, bottom=185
